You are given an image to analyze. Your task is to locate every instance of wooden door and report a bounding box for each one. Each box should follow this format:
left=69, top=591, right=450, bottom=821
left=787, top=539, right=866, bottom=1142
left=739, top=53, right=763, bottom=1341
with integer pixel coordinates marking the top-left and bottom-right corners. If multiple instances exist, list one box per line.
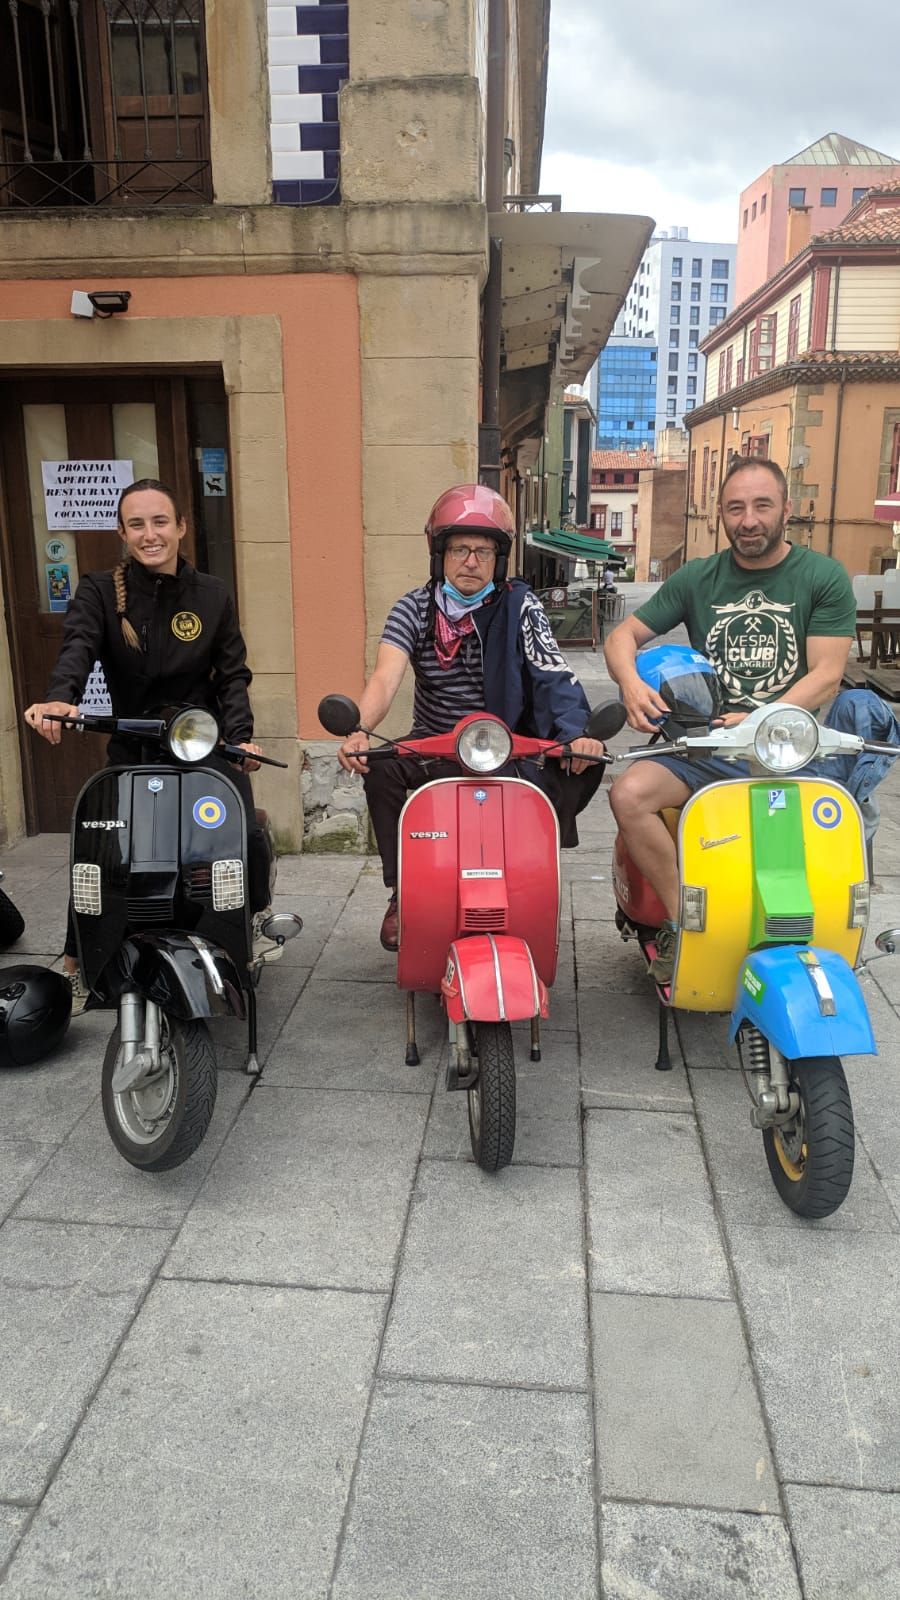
left=0, top=377, right=193, bottom=832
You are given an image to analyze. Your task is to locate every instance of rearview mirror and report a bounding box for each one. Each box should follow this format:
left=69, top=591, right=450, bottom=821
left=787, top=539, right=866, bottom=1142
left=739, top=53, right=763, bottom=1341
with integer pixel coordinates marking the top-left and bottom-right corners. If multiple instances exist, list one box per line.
left=317, top=695, right=360, bottom=737
left=584, top=701, right=628, bottom=744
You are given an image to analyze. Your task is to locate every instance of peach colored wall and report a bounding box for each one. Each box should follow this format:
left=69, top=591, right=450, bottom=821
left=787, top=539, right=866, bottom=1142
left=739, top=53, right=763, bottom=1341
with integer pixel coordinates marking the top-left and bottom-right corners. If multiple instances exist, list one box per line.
left=736, top=164, right=900, bottom=302
left=1, top=277, right=364, bottom=740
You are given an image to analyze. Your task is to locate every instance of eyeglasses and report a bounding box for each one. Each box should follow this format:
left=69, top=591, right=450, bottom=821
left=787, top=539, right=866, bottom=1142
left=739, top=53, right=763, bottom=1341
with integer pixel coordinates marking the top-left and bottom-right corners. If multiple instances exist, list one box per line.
left=445, top=544, right=497, bottom=563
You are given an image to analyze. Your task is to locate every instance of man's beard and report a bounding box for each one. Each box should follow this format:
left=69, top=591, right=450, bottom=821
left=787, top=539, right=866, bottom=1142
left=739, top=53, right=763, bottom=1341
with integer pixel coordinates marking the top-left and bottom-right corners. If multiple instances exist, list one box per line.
left=726, top=515, right=786, bottom=561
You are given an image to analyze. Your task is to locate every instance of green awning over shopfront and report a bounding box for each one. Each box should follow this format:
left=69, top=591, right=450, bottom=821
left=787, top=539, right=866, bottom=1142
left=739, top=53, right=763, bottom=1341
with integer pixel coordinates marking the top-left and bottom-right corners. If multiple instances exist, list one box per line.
left=529, top=529, right=621, bottom=560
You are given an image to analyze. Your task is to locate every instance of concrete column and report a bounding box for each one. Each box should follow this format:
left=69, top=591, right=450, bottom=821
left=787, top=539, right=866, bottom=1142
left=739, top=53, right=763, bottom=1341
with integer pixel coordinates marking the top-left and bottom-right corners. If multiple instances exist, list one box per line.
left=205, top=0, right=271, bottom=205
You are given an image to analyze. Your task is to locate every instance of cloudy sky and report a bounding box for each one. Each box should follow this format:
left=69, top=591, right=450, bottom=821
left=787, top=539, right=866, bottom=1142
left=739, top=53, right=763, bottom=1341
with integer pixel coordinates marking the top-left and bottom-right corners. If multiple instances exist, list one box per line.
left=540, top=0, right=899, bottom=244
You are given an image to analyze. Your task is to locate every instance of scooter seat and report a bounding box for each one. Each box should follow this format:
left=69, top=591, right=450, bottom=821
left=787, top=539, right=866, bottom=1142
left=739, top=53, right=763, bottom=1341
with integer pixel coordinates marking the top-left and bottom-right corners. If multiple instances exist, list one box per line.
left=660, top=807, right=681, bottom=841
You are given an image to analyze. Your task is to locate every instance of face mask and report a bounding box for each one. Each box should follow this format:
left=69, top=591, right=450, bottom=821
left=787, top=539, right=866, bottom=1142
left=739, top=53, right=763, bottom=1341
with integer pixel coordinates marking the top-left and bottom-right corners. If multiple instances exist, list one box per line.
left=442, top=579, right=495, bottom=609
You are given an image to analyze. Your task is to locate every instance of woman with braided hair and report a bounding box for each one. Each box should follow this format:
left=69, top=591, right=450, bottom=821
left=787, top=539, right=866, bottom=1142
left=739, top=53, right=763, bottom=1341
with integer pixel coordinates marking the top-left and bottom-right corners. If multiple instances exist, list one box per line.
left=24, top=478, right=274, bottom=1011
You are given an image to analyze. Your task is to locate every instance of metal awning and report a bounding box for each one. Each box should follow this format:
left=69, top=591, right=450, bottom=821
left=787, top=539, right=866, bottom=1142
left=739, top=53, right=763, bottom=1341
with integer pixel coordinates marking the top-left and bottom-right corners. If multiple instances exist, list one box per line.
left=491, top=209, right=654, bottom=448
left=529, top=528, right=619, bottom=560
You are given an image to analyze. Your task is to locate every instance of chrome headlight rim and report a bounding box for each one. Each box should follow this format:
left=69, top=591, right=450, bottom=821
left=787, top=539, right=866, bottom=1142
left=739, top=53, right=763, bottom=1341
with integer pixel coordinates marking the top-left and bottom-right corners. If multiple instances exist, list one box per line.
left=455, top=716, right=514, bottom=774
left=167, top=707, right=220, bottom=764
left=752, top=705, right=820, bottom=774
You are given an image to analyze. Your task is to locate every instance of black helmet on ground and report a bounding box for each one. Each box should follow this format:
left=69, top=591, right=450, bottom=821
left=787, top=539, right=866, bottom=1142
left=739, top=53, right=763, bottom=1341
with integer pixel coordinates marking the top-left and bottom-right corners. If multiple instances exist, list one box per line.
left=0, top=965, right=72, bottom=1069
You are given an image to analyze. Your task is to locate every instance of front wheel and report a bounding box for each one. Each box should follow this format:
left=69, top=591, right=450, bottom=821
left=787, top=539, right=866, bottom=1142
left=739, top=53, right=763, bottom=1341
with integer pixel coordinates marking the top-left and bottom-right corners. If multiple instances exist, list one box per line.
left=0, top=888, right=25, bottom=949
left=102, top=1017, right=217, bottom=1172
left=762, top=1056, right=854, bottom=1218
left=467, top=1021, right=516, bottom=1173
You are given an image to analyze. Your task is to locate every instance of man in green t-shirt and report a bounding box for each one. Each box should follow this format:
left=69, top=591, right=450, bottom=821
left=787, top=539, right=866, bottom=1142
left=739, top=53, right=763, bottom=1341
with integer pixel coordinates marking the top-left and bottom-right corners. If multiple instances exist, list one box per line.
left=605, top=456, right=857, bottom=981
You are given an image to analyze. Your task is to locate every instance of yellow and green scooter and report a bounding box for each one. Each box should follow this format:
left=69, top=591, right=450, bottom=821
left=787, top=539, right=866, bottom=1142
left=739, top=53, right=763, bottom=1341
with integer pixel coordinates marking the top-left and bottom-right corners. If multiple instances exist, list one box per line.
left=612, top=698, right=898, bottom=1219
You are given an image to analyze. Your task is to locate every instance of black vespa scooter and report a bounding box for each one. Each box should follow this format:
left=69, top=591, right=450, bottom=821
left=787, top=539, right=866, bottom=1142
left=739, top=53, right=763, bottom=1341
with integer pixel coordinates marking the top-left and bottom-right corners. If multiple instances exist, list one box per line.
left=49, top=705, right=301, bottom=1171
left=0, top=869, right=25, bottom=949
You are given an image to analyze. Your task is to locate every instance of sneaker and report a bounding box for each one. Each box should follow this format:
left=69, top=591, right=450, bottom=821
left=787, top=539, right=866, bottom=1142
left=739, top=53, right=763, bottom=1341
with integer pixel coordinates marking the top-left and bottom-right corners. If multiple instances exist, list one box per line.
left=648, top=920, right=678, bottom=985
left=379, top=893, right=399, bottom=952
left=252, top=909, right=284, bottom=964
left=65, top=968, right=90, bottom=1017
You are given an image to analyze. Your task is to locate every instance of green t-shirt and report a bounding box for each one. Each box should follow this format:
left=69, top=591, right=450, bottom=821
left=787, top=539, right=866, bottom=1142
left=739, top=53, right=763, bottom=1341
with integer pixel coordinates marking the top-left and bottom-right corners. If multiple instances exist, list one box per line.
left=634, top=546, right=856, bottom=711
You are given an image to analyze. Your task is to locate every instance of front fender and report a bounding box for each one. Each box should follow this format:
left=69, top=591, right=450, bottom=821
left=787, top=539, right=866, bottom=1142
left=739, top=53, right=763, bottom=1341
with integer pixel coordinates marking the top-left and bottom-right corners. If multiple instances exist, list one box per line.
left=728, top=945, right=876, bottom=1059
left=111, top=933, right=246, bottom=1022
left=441, top=934, right=549, bottom=1024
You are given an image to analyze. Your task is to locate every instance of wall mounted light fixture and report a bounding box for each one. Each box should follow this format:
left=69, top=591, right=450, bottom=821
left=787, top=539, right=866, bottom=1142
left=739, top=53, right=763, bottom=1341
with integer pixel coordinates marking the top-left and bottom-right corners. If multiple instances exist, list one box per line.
left=87, top=290, right=131, bottom=317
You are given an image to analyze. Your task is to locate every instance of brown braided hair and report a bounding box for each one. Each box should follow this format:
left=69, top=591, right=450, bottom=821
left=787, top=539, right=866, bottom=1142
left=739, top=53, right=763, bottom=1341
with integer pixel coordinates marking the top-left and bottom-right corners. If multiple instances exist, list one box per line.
left=114, top=478, right=185, bottom=651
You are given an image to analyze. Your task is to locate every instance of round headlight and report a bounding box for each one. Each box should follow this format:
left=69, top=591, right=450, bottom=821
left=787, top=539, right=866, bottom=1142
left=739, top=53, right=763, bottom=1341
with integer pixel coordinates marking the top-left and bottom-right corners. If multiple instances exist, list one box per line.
left=752, top=706, right=819, bottom=773
left=168, top=707, right=219, bottom=763
left=456, top=717, right=513, bottom=774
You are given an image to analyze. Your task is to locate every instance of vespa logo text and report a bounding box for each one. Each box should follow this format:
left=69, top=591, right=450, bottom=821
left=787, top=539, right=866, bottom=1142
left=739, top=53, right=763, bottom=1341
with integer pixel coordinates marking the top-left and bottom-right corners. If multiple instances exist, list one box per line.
left=409, top=830, right=449, bottom=840
left=81, top=819, right=126, bottom=831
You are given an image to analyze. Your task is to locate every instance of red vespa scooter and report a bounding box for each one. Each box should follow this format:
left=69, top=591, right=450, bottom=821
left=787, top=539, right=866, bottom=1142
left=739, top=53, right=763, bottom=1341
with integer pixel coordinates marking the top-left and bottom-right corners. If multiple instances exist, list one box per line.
left=318, top=696, right=623, bottom=1172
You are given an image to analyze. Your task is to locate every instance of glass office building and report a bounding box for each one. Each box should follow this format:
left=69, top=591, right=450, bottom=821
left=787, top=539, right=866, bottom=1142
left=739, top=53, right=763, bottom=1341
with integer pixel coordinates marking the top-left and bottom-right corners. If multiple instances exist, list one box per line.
left=592, top=337, right=658, bottom=449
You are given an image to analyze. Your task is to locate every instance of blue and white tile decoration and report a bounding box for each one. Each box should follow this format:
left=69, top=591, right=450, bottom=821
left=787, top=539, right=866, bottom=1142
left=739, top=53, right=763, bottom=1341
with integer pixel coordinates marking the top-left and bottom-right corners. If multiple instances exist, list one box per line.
left=268, top=3, right=349, bottom=205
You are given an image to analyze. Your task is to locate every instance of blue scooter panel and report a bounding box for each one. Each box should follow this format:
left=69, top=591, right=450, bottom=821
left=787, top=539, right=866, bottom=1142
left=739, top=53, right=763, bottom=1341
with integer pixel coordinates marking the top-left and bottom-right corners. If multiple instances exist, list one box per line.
left=728, top=945, right=877, bottom=1059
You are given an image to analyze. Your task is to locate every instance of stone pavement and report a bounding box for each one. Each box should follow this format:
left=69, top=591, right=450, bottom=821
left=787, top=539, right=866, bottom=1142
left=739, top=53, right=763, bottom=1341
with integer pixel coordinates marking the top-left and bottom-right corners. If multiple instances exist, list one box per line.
left=2, top=608, right=900, bottom=1597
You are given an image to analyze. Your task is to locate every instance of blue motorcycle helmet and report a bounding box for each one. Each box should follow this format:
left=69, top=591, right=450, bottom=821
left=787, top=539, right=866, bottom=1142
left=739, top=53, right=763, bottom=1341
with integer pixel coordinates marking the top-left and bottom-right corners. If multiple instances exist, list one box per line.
left=635, top=644, right=723, bottom=735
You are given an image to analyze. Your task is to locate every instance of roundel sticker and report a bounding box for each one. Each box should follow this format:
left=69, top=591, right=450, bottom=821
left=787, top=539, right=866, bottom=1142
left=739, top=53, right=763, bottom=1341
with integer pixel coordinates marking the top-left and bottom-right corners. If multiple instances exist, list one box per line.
left=193, top=795, right=226, bottom=829
left=812, top=796, right=842, bottom=830
left=172, top=610, right=202, bottom=642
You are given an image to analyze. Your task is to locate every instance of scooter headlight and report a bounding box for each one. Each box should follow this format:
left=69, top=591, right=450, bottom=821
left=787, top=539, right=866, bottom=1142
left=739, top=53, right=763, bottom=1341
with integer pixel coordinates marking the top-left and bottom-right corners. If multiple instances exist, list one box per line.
left=168, top=707, right=219, bottom=763
left=456, top=717, right=513, bottom=774
left=752, top=706, right=819, bottom=773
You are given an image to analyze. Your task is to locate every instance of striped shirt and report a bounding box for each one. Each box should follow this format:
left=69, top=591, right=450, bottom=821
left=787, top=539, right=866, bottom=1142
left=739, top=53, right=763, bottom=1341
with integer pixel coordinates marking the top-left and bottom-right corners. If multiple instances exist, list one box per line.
left=382, top=586, right=485, bottom=734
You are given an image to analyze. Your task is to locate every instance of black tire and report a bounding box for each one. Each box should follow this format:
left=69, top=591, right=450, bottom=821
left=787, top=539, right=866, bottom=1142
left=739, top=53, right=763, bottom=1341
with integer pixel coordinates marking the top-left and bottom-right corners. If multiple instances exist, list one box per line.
left=762, top=1055, right=854, bottom=1219
left=0, top=888, right=25, bottom=950
left=101, top=1016, right=217, bottom=1172
left=467, top=1021, right=516, bottom=1172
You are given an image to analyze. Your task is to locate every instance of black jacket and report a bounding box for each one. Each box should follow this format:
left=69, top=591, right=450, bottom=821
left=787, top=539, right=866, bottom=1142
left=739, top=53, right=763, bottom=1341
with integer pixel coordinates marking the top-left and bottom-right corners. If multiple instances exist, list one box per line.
left=46, top=559, right=254, bottom=743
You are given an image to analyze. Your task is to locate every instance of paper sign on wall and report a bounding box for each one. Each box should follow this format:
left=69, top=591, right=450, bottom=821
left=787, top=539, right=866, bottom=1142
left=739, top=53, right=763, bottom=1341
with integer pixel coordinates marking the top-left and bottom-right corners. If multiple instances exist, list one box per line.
left=41, top=460, right=133, bottom=530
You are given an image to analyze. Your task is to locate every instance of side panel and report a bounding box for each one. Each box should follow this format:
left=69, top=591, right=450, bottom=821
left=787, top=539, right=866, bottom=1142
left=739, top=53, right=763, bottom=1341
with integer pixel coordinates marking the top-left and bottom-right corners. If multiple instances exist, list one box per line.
left=729, top=945, right=877, bottom=1058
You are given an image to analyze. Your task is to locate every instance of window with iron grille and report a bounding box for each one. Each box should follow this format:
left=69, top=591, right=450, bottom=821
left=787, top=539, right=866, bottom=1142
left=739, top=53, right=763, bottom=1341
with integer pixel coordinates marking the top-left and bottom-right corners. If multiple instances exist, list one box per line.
left=1, top=0, right=211, bottom=207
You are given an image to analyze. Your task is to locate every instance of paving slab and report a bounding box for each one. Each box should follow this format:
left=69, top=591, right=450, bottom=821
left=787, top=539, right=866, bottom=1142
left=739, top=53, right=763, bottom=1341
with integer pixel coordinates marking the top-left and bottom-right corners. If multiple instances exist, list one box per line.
left=164, top=1086, right=428, bottom=1291
left=314, top=893, right=407, bottom=983
left=0, top=1220, right=168, bottom=1502
left=13, top=1072, right=249, bottom=1230
left=837, top=985, right=900, bottom=1180
left=382, top=1161, right=588, bottom=1387
left=2, top=1279, right=383, bottom=1600
left=0, top=1049, right=99, bottom=1146
left=570, top=875, right=618, bottom=918
left=580, top=991, right=693, bottom=1110
left=208, top=961, right=313, bottom=1070
left=586, top=1109, right=731, bottom=1298
left=0, top=1140, right=54, bottom=1225
left=593, top=1293, right=775, bottom=1512
left=265, top=979, right=442, bottom=1090
left=674, top=1008, right=738, bottom=1069
left=574, top=919, right=650, bottom=991
left=784, top=1483, right=900, bottom=1600
left=728, top=1225, right=900, bottom=1489
left=332, top=1379, right=597, bottom=1600
left=271, top=853, right=364, bottom=894
left=600, top=1502, right=801, bottom=1600
left=0, top=1506, right=28, bottom=1569
left=268, top=890, right=346, bottom=966
left=691, top=1067, right=898, bottom=1233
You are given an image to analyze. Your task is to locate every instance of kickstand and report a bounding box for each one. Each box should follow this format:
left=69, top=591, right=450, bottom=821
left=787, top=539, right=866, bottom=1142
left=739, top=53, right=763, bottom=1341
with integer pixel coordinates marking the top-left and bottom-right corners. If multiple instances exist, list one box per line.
left=405, top=991, right=420, bottom=1066
left=245, top=984, right=261, bottom=1076
left=654, top=999, right=673, bottom=1073
left=530, top=1015, right=541, bottom=1062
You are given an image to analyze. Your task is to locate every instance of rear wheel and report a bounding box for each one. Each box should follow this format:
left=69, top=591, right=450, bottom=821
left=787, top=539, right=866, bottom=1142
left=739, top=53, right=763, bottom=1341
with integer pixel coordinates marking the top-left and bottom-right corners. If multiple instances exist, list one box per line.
left=467, top=1021, right=516, bottom=1172
left=762, top=1055, right=854, bottom=1218
left=102, top=1016, right=217, bottom=1172
left=0, top=888, right=25, bottom=949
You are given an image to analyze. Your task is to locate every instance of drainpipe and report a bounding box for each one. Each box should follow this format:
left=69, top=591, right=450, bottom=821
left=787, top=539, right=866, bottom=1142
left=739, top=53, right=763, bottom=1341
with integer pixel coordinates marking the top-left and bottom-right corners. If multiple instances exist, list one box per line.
left=826, top=366, right=847, bottom=558
left=714, top=408, right=727, bottom=552
left=479, top=0, right=507, bottom=495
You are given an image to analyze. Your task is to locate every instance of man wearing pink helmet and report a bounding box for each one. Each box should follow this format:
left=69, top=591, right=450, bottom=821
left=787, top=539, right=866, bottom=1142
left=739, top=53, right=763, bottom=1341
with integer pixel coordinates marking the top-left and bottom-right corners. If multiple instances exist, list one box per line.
left=339, top=484, right=607, bottom=948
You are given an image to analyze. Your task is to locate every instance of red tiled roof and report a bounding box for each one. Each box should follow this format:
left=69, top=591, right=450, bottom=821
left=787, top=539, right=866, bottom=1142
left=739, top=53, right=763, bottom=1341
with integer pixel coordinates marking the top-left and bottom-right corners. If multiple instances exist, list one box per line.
left=793, top=350, right=900, bottom=370
left=813, top=191, right=900, bottom=244
left=590, top=449, right=654, bottom=469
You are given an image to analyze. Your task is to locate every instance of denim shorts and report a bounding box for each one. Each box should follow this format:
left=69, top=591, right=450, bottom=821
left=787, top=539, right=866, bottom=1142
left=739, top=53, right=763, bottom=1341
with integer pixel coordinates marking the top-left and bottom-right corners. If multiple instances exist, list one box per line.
left=651, top=754, right=753, bottom=795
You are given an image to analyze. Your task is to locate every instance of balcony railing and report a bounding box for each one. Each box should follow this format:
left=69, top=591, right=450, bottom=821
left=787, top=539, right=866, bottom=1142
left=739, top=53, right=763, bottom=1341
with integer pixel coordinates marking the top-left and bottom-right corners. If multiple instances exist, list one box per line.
left=503, top=194, right=562, bottom=214
left=1, top=0, right=212, bottom=208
